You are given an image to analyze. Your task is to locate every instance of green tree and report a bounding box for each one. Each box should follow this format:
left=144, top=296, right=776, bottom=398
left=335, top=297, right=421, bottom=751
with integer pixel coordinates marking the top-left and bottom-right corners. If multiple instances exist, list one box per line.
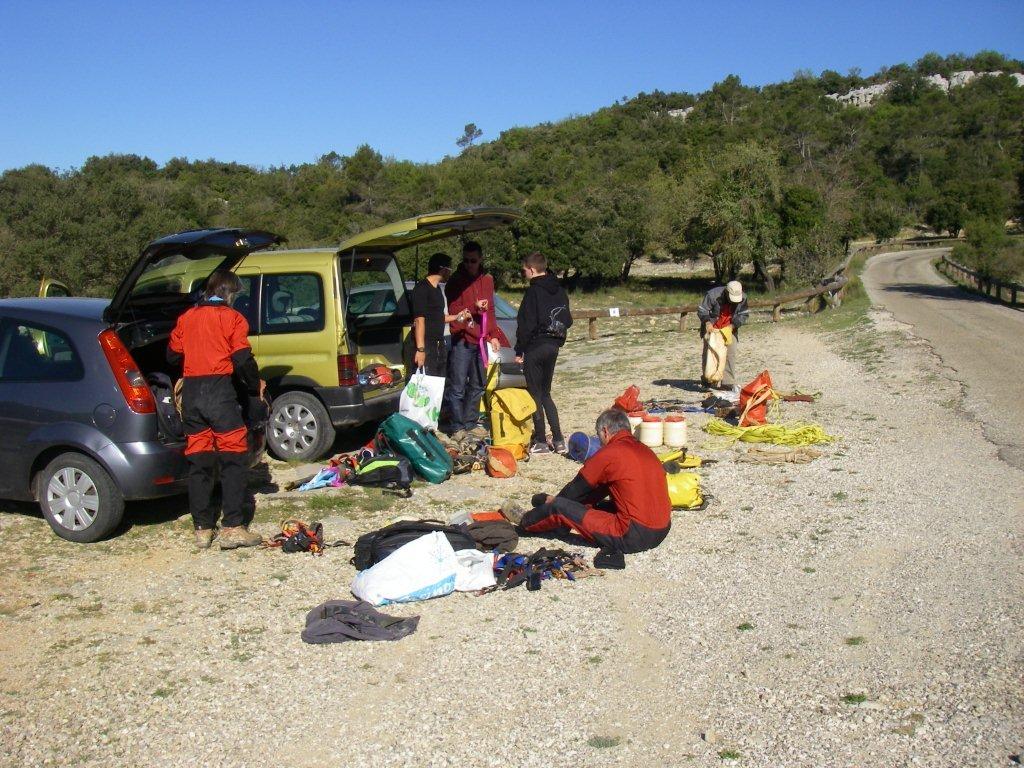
left=456, top=123, right=483, bottom=150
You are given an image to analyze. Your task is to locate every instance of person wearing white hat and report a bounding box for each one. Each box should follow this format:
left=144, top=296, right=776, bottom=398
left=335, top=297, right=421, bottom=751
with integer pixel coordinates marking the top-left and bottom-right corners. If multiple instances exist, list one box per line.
left=697, top=280, right=750, bottom=390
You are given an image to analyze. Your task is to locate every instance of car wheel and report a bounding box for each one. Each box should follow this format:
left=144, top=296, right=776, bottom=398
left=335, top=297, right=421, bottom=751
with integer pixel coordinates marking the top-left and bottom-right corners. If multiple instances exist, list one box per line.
left=268, top=391, right=336, bottom=461
left=37, top=453, right=125, bottom=543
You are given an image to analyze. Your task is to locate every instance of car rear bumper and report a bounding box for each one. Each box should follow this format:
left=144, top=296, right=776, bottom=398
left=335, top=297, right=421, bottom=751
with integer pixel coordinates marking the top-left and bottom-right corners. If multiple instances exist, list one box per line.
left=316, top=385, right=402, bottom=427
left=98, top=440, right=188, bottom=499
left=100, top=431, right=266, bottom=500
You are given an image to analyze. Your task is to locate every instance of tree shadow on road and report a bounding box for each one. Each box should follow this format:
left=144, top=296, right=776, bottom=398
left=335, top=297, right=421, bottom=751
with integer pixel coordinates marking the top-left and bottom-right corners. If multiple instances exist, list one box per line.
left=883, top=283, right=1016, bottom=308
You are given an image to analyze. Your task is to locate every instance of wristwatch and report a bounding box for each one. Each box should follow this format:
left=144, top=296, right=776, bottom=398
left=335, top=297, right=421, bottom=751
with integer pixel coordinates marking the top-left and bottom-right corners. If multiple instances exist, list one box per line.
left=416, top=347, right=425, bottom=352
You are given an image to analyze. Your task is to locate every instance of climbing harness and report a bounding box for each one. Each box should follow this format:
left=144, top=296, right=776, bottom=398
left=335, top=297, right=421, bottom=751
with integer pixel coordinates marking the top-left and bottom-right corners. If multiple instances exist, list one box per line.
left=264, top=519, right=349, bottom=555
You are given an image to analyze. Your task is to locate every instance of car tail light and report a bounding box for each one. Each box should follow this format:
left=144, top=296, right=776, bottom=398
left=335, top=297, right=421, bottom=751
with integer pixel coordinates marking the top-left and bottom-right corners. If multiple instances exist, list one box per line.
left=337, top=353, right=358, bottom=386
left=98, top=329, right=156, bottom=413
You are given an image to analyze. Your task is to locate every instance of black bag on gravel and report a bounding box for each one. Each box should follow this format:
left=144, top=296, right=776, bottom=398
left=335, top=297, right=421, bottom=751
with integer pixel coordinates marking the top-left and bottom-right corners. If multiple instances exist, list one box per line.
left=465, top=520, right=519, bottom=553
left=347, top=455, right=414, bottom=497
left=351, top=520, right=477, bottom=571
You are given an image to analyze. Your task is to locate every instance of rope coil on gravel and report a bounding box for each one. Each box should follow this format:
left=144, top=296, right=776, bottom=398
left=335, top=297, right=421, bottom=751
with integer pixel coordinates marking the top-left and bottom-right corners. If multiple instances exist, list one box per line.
left=702, top=419, right=838, bottom=447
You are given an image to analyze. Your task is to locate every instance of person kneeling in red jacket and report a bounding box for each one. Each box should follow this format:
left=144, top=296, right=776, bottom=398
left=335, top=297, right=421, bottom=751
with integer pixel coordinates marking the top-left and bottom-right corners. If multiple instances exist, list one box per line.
left=509, top=409, right=671, bottom=556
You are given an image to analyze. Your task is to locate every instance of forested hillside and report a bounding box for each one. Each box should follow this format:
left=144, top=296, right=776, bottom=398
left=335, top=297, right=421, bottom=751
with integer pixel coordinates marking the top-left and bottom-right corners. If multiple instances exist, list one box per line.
left=1, top=50, right=1022, bottom=298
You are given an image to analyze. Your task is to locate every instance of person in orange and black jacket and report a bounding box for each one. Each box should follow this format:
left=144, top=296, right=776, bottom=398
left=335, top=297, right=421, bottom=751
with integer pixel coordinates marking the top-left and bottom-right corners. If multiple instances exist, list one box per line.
left=443, top=240, right=508, bottom=437
left=167, top=270, right=264, bottom=551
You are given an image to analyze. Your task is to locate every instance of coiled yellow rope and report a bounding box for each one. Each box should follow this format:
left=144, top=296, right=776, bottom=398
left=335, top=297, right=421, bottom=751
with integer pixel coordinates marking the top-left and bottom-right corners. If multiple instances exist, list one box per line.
left=703, top=419, right=837, bottom=447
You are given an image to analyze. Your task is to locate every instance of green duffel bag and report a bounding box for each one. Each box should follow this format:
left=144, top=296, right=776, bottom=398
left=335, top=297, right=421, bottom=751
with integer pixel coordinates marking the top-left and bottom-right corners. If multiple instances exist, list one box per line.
left=376, top=413, right=453, bottom=484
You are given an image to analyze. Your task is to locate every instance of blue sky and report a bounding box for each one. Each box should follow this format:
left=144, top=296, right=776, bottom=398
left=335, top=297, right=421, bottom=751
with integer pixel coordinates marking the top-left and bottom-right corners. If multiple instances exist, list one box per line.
left=1, top=1, right=1022, bottom=172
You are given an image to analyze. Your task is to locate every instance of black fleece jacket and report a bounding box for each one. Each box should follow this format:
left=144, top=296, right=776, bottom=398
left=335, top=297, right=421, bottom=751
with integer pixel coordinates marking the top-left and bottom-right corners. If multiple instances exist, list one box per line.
left=515, top=272, right=573, bottom=355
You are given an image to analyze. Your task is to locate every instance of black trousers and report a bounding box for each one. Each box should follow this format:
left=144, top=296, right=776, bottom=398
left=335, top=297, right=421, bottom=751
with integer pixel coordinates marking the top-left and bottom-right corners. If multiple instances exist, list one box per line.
left=523, top=342, right=562, bottom=443
left=180, top=376, right=250, bottom=530
left=403, top=336, right=448, bottom=378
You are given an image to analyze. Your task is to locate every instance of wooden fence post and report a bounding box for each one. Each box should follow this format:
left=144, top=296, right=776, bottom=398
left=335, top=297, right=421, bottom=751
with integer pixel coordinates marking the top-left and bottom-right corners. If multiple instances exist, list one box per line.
left=772, top=304, right=782, bottom=322
left=678, top=311, right=689, bottom=333
left=588, top=317, right=598, bottom=341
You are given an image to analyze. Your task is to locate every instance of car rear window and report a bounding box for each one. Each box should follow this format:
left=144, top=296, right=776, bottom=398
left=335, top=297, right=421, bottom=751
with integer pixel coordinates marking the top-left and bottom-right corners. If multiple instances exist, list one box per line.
left=0, top=320, right=84, bottom=382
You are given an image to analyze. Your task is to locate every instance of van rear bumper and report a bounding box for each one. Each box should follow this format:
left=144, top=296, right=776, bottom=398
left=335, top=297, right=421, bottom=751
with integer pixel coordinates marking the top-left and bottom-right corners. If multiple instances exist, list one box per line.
left=316, top=385, right=402, bottom=427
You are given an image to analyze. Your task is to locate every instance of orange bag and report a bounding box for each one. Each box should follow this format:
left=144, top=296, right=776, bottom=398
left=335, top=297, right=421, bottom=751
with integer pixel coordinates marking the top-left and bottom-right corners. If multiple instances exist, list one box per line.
left=486, top=446, right=518, bottom=478
left=738, top=370, right=775, bottom=426
left=613, top=385, right=640, bottom=412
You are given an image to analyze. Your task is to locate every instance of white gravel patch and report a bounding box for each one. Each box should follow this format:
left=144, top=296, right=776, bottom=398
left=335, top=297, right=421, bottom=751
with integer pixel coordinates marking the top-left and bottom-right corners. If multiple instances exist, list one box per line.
left=0, top=308, right=1020, bottom=767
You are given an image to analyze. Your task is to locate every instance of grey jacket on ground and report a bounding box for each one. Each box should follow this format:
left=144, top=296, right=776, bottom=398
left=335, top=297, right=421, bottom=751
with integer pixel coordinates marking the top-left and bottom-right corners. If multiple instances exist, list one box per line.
left=697, top=286, right=750, bottom=337
left=301, top=600, right=419, bottom=643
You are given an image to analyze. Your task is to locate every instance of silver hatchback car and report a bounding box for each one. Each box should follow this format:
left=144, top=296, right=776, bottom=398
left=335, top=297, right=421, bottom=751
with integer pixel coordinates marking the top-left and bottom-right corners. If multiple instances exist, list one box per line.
left=0, top=228, right=275, bottom=542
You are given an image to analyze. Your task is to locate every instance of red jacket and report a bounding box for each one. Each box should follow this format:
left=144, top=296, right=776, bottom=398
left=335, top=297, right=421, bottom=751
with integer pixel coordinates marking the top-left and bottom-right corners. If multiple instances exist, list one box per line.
left=445, top=267, right=508, bottom=346
left=578, top=431, right=672, bottom=533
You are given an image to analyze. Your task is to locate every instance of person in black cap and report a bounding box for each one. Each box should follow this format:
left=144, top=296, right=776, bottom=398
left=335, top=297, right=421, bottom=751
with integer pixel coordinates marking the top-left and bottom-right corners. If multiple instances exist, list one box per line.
left=404, top=252, right=470, bottom=377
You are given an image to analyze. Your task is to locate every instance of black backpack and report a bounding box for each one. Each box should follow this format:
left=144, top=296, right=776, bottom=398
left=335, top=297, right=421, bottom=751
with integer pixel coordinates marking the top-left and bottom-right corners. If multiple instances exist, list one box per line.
left=347, top=455, right=414, bottom=497
left=147, top=373, right=184, bottom=442
left=351, top=520, right=477, bottom=571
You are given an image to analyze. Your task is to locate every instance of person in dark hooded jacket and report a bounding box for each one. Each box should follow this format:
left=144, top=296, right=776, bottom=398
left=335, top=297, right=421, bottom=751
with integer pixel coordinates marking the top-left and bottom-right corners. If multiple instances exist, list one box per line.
left=514, top=252, right=573, bottom=454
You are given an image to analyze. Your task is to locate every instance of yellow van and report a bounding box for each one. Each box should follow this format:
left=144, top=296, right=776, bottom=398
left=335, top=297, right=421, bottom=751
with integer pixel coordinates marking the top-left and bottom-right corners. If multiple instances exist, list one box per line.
left=106, top=208, right=521, bottom=460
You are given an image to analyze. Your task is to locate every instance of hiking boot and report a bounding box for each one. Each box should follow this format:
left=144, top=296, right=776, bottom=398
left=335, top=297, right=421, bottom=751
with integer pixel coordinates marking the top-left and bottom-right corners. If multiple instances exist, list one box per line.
left=219, top=526, right=263, bottom=550
left=529, top=441, right=551, bottom=455
left=499, top=500, right=527, bottom=526
left=450, top=429, right=467, bottom=442
left=194, top=528, right=216, bottom=549
left=468, top=425, right=489, bottom=439
left=551, top=439, right=568, bottom=455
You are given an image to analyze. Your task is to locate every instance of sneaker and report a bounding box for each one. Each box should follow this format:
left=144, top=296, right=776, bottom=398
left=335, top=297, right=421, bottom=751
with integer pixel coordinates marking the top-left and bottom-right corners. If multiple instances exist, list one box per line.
left=194, top=528, right=216, bottom=549
left=529, top=441, right=551, bottom=455
left=219, top=526, right=263, bottom=550
left=551, top=439, right=568, bottom=455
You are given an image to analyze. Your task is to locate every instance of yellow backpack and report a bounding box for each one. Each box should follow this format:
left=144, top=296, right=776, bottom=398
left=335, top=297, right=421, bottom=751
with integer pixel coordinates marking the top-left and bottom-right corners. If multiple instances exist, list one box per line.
left=487, top=388, right=536, bottom=449
left=666, top=471, right=703, bottom=509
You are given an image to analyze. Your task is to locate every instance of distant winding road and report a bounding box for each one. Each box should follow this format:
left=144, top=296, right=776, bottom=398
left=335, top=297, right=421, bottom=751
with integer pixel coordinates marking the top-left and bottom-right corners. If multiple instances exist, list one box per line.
left=862, top=248, right=1024, bottom=470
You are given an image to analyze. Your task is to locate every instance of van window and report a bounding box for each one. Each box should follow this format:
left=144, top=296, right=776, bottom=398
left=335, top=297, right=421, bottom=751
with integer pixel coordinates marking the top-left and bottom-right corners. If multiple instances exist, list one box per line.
left=0, top=320, right=84, bottom=382
left=261, top=274, right=324, bottom=334
left=232, top=275, right=259, bottom=333
left=342, top=256, right=408, bottom=318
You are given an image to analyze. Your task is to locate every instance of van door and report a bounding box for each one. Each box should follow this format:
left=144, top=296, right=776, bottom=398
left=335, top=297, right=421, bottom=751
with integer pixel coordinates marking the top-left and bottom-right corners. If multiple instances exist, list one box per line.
left=255, top=271, right=336, bottom=388
left=339, top=252, right=410, bottom=378
left=233, top=268, right=261, bottom=358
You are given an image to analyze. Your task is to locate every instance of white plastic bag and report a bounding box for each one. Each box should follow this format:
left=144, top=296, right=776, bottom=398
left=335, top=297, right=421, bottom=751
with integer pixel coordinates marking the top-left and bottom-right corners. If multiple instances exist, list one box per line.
left=351, top=532, right=457, bottom=606
left=399, top=367, right=445, bottom=429
left=453, top=549, right=496, bottom=592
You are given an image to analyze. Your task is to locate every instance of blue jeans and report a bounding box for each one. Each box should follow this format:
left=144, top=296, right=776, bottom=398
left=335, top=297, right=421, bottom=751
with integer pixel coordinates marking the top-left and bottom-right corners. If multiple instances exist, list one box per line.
left=444, top=338, right=485, bottom=433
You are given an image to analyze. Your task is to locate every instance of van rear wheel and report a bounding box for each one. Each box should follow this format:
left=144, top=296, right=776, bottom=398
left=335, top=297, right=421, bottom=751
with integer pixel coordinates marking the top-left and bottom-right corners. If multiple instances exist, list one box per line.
left=268, top=391, right=335, bottom=461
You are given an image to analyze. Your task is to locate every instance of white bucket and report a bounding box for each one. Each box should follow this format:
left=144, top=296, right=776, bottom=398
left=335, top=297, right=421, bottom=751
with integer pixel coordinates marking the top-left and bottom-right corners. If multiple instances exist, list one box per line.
left=627, top=412, right=644, bottom=435
left=638, top=417, right=664, bottom=448
left=664, top=416, right=687, bottom=448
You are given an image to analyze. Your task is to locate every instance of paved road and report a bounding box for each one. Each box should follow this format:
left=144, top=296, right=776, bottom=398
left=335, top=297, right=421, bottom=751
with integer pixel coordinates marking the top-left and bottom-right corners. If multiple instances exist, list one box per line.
left=862, top=247, right=1024, bottom=470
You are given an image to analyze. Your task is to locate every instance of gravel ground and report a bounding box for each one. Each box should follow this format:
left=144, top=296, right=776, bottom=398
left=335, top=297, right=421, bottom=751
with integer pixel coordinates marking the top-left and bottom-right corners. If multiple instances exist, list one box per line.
left=0, top=304, right=1021, bottom=767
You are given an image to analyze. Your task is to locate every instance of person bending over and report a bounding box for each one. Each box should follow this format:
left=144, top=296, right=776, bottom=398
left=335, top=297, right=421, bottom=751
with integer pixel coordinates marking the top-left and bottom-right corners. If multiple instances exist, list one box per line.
left=509, top=409, right=671, bottom=554
left=167, top=270, right=264, bottom=551
left=696, top=279, right=749, bottom=390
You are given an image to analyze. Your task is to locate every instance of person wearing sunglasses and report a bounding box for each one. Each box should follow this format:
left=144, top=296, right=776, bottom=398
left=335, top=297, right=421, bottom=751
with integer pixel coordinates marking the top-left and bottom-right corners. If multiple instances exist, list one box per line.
left=443, top=241, right=508, bottom=438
